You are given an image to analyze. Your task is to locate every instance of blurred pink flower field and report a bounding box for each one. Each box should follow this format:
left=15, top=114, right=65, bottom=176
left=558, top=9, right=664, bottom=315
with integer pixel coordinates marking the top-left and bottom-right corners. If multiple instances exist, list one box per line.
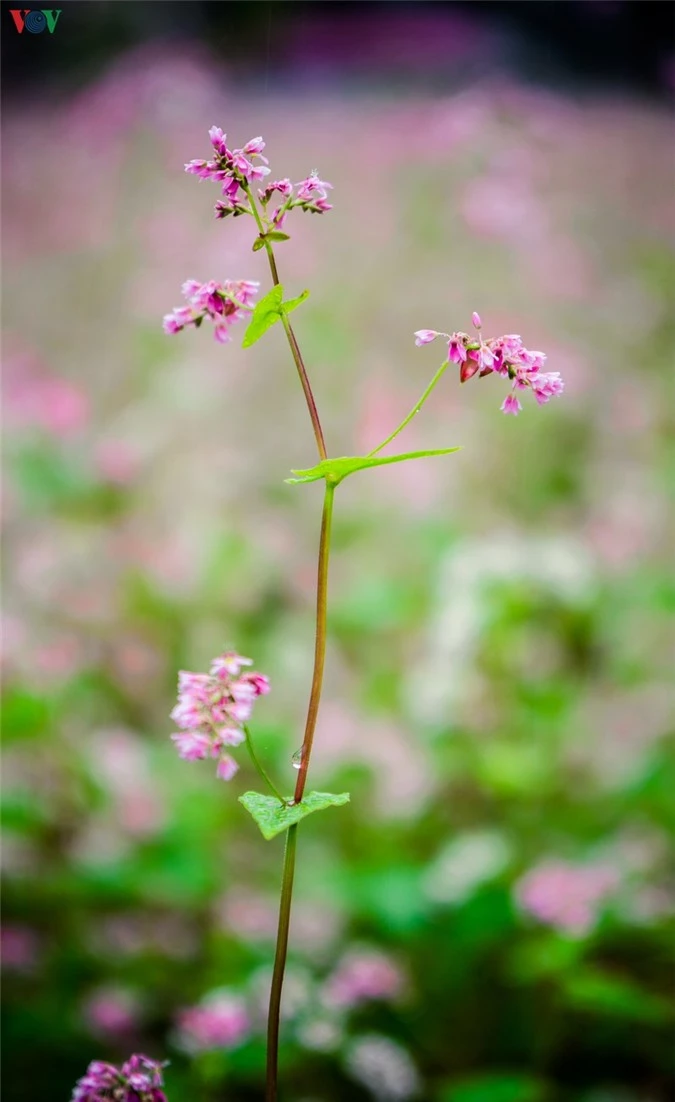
left=2, top=33, right=674, bottom=1102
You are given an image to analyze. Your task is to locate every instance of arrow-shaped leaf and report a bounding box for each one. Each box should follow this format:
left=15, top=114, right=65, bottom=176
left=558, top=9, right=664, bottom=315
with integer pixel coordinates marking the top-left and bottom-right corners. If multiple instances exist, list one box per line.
left=242, top=285, right=284, bottom=348
left=242, top=285, right=310, bottom=348
left=286, top=447, right=462, bottom=486
left=239, top=790, right=350, bottom=840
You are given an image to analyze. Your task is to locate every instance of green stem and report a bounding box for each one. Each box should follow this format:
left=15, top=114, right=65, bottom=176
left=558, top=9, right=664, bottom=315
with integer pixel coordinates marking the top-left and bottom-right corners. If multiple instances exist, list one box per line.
left=244, top=182, right=335, bottom=1102
left=265, top=824, right=298, bottom=1102
left=244, top=725, right=286, bottom=805
left=292, top=481, right=334, bottom=804
left=244, top=182, right=327, bottom=462
left=368, top=359, right=450, bottom=456
left=264, top=481, right=335, bottom=1102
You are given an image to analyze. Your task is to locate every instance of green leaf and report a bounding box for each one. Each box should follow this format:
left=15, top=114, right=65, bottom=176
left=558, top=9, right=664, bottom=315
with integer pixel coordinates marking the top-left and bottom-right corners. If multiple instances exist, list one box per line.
left=242, top=285, right=284, bottom=347
left=286, top=447, right=461, bottom=486
left=282, top=289, right=310, bottom=314
left=239, top=790, right=350, bottom=840
left=252, top=231, right=291, bottom=252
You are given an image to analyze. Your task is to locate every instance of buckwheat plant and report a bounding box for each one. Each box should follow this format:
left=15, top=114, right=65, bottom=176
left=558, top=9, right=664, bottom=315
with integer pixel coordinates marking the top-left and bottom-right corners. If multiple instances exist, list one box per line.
left=161, top=126, right=564, bottom=1101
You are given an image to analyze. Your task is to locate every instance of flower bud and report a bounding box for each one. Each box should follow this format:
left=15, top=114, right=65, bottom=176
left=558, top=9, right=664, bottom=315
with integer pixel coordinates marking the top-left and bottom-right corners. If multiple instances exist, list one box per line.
left=460, top=359, right=481, bottom=383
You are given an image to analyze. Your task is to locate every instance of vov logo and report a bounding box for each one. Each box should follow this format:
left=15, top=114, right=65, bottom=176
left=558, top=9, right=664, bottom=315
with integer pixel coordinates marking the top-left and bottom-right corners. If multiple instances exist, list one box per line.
left=9, top=9, right=62, bottom=33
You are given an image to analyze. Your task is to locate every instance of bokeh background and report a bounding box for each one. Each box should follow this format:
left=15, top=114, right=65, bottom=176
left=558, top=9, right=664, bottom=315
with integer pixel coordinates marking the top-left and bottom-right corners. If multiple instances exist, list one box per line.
left=2, top=3, right=674, bottom=1100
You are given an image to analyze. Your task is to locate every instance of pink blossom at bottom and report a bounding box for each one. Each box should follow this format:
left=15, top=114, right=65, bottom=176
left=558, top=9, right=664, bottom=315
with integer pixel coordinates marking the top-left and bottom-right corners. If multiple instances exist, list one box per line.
left=71, top=1054, right=167, bottom=1102
left=169, top=650, right=269, bottom=781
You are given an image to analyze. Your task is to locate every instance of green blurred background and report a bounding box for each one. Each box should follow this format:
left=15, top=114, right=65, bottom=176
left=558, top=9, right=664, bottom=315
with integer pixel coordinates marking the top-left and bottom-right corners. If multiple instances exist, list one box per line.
left=2, top=3, right=674, bottom=1100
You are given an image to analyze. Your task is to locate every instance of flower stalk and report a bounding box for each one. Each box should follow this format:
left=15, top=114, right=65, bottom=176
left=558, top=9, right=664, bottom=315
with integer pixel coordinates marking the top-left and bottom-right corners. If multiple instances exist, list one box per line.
left=250, top=228, right=334, bottom=1097
left=244, top=182, right=327, bottom=462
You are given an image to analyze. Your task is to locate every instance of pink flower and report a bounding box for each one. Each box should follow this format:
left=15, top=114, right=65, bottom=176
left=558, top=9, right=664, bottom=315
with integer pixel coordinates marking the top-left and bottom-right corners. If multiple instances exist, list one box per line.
left=184, top=159, right=215, bottom=179
left=259, top=178, right=293, bottom=203
left=175, top=990, right=250, bottom=1053
left=163, top=278, right=259, bottom=342
left=216, top=755, right=238, bottom=781
left=295, top=171, right=332, bottom=201
left=171, top=730, right=212, bottom=761
left=208, top=125, right=228, bottom=155
left=215, top=726, right=246, bottom=748
left=501, top=393, right=522, bottom=415
left=414, top=329, right=439, bottom=346
left=471, top=311, right=482, bottom=329
left=170, top=650, right=269, bottom=780
left=447, top=333, right=469, bottom=364
left=531, top=370, right=565, bottom=405
left=292, top=171, right=334, bottom=213
left=210, top=651, right=253, bottom=678
left=243, top=136, right=266, bottom=155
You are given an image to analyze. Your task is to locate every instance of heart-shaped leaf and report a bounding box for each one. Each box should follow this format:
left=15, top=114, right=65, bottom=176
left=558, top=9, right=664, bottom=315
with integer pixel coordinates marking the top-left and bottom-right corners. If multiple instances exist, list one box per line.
left=239, top=790, right=350, bottom=840
left=242, top=285, right=309, bottom=348
left=286, top=447, right=461, bottom=486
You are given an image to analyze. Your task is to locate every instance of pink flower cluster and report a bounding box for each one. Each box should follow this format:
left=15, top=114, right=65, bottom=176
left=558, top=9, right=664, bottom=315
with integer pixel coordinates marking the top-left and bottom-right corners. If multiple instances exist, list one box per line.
left=186, top=127, right=270, bottom=216
left=71, top=1054, right=167, bottom=1102
left=257, top=171, right=333, bottom=228
left=414, top=312, right=564, bottom=414
left=515, top=860, right=620, bottom=936
left=163, top=278, right=259, bottom=343
left=170, top=651, right=270, bottom=781
left=184, top=125, right=333, bottom=222
left=175, top=989, right=250, bottom=1053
